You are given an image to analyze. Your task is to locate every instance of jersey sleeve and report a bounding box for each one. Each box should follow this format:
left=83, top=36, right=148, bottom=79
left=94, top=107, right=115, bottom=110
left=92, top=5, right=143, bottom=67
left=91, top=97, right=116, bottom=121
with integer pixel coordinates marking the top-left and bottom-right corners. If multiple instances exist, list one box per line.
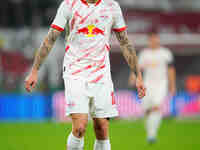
left=165, top=49, right=174, bottom=65
left=51, top=1, right=71, bottom=32
left=112, top=2, right=127, bottom=32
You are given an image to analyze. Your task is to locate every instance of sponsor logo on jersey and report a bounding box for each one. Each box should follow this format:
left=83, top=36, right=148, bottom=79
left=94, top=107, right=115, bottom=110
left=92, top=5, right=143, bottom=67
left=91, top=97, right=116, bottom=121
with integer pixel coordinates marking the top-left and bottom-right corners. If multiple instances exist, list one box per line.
left=77, top=24, right=104, bottom=37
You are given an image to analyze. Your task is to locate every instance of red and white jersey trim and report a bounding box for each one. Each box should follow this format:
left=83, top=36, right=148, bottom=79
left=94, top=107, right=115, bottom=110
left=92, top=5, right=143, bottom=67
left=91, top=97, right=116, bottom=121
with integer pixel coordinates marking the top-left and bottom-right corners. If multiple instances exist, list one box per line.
left=51, top=24, right=64, bottom=32
left=113, top=26, right=127, bottom=32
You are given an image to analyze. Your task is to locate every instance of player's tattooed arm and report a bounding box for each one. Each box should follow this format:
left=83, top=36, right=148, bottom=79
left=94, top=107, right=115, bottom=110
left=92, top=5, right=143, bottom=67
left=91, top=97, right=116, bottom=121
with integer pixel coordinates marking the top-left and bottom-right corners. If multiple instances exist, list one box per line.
left=115, top=30, right=145, bottom=98
left=32, top=28, right=61, bottom=71
left=114, top=30, right=141, bottom=78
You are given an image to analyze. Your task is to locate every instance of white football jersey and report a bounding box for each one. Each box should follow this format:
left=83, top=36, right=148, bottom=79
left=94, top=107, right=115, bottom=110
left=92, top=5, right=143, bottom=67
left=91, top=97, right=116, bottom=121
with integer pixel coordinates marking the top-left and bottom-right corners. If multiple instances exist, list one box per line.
left=138, top=47, right=174, bottom=86
left=51, top=0, right=126, bottom=83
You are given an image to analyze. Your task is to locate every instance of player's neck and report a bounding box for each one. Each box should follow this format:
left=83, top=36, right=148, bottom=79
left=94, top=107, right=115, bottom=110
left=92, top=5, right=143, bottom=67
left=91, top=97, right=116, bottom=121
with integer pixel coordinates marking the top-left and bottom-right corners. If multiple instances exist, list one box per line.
left=86, top=0, right=98, bottom=4
left=150, top=45, right=160, bottom=50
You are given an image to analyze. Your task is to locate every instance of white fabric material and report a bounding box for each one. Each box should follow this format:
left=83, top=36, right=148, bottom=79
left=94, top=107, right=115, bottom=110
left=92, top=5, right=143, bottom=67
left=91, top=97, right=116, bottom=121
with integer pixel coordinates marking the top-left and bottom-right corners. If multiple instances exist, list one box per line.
left=142, top=84, right=167, bottom=110
left=139, top=47, right=173, bottom=85
left=64, top=78, right=118, bottom=118
left=51, top=0, right=126, bottom=83
left=52, top=1, right=71, bottom=30
left=112, top=2, right=126, bottom=30
left=94, top=139, right=111, bottom=150
left=67, top=132, right=84, bottom=150
left=146, top=111, right=162, bottom=139
left=139, top=47, right=173, bottom=109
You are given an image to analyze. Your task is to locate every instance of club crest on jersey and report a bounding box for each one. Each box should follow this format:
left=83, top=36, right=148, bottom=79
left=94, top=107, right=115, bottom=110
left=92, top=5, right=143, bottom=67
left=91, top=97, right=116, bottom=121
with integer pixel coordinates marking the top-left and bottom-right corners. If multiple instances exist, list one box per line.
left=77, top=24, right=104, bottom=37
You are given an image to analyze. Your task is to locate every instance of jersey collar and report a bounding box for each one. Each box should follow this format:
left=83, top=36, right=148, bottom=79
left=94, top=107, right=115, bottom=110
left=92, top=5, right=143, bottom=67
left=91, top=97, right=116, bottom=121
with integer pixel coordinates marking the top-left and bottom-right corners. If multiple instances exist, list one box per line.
left=80, top=0, right=102, bottom=7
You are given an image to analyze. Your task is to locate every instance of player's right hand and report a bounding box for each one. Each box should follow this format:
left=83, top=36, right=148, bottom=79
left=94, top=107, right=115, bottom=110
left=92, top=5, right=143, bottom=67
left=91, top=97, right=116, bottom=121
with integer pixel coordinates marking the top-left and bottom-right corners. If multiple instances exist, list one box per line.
left=136, top=77, right=146, bottom=99
left=25, top=69, right=38, bottom=92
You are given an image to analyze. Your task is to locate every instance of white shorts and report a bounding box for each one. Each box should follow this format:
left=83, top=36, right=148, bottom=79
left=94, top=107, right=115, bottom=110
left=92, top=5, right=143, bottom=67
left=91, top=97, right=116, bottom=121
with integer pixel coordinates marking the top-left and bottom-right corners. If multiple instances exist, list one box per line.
left=142, top=85, right=167, bottom=111
left=64, top=78, right=118, bottom=118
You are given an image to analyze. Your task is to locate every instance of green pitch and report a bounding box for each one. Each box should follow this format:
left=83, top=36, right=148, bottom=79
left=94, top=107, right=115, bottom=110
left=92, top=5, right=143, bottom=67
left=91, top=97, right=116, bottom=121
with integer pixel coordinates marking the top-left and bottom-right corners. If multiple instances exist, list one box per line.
left=0, top=119, right=200, bottom=150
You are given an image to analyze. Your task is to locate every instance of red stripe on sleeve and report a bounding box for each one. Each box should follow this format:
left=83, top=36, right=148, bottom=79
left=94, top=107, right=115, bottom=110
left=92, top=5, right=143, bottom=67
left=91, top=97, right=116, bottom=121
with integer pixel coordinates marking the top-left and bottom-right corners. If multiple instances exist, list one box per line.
left=51, top=24, right=64, bottom=32
left=112, top=26, right=127, bottom=32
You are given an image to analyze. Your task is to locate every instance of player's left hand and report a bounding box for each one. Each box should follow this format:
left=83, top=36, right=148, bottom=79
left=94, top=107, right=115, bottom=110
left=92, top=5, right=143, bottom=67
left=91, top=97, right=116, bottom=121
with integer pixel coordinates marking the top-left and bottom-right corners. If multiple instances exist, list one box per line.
left=136, top=77, right=146, bottom=99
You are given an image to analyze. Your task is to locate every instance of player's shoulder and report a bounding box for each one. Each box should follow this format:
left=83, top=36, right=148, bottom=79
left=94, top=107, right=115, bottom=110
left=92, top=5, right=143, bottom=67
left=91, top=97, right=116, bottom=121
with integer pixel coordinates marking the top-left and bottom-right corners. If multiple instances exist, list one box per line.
left=139, top=48, right=150, bottom=57
left=61, top=0, right=77, bottom=7
left=58, top=0, right=71, bottom=8
left=159, top=47, right=174, bottom=62
left=160, top=47, right=172, bottom=55
left=141, top=48, right=151, bottom=54
left=56, top=0, right=74, bottom=15
left=103, top=0, right=120, bottom=8
left=64, top=0, right=73, bottom=5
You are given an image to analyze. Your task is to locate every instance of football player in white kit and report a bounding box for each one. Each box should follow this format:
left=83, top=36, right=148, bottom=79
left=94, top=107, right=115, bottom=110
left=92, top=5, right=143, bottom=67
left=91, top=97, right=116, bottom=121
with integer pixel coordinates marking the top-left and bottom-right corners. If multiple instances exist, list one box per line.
left=25, top=0, right=146, bottom=149
left=129, top=31, right=176, bottom=144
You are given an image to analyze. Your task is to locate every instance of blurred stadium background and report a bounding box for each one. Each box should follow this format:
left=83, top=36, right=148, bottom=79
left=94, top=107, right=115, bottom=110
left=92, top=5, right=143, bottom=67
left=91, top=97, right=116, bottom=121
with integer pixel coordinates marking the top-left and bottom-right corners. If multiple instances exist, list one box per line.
left=0, top=0, right=200, bottom=150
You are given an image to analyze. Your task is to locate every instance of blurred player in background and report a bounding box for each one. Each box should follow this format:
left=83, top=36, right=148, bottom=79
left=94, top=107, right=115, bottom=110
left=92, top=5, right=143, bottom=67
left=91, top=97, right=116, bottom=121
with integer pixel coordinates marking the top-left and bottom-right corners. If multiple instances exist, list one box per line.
left=25, top=0, right=146, bottom=150
left=129, top=31, right=176, bottom=144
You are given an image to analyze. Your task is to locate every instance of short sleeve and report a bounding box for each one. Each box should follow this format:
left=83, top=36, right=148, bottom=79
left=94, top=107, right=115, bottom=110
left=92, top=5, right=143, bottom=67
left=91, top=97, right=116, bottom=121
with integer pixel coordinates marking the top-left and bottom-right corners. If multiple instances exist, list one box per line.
left=165, top=49, right=174, bottom=65
left=51, top=1, right=71, bottom=32
left=112, top=2, right=127, bottom=32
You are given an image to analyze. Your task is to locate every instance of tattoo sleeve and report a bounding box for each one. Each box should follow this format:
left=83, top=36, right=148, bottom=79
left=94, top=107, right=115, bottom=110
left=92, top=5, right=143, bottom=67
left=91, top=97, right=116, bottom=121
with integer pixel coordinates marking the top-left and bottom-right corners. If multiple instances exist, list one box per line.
left=114, top=30, right=141, bottom=78
left=32, top=28, right=61, bottom=71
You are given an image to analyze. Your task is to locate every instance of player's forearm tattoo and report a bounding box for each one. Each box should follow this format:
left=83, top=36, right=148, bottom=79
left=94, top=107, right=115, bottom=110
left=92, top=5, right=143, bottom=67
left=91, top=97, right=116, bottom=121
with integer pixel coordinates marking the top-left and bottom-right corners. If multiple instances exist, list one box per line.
left=32, top=28, right=61, bottom=71
left=115, top=30, right=141, bottom=77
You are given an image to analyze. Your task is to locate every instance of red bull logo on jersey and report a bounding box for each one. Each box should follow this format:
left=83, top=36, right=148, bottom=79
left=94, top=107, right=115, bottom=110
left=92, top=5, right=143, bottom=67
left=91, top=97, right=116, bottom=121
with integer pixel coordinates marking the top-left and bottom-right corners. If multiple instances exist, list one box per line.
left=77, top=24, right=104, bottom=37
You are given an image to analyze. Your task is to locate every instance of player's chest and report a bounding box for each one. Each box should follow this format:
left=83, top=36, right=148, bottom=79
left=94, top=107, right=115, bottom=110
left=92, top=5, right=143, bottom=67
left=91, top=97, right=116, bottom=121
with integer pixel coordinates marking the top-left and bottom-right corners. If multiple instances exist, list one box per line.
left=70, top=5, right=113, bottom=27
left=146, top=53, right=166, bottom=68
